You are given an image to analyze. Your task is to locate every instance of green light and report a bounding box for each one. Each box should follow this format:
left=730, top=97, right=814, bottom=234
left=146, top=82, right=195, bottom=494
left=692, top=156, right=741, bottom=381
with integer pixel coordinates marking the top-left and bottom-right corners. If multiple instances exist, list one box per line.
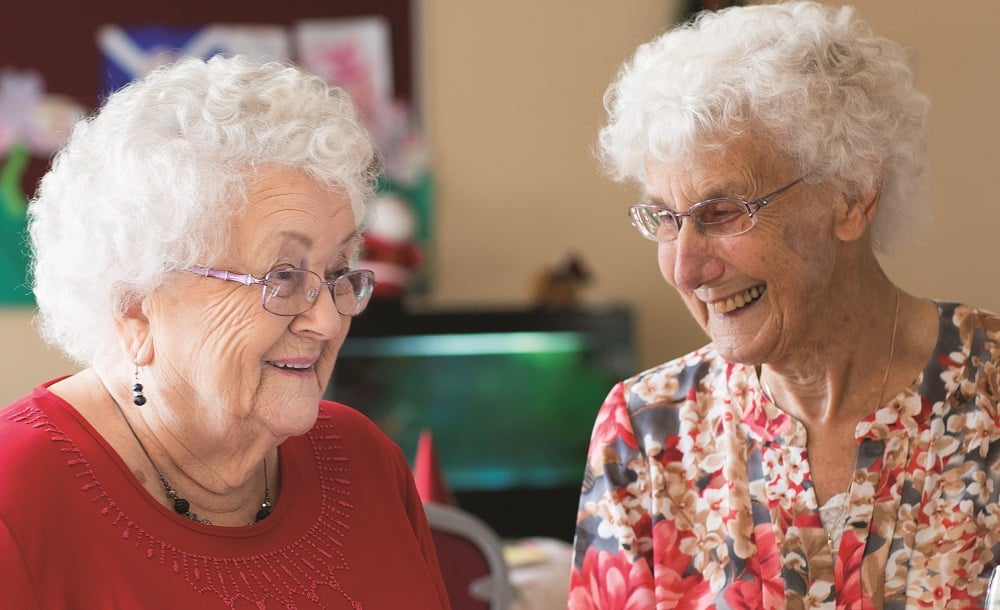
left=341, top=331, right=585, bottom=357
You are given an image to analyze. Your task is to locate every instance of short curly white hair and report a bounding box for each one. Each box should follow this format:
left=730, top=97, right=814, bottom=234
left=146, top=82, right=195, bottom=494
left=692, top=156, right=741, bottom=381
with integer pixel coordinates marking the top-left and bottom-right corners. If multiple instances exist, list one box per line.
left=599, top=1, right=929, bottom=254
left=29, top=54, right=378, bottom=366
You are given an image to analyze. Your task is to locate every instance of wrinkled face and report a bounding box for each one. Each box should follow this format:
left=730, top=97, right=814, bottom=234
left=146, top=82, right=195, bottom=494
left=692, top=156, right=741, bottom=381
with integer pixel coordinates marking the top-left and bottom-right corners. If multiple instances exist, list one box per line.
left=146, top=167, right=358, bottom=441
left=644, top=138, right=845, bottom=365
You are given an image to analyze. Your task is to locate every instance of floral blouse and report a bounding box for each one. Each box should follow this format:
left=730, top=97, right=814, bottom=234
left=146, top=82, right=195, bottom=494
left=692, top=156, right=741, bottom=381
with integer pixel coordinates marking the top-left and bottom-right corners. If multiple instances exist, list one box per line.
left=569, top=302, right=1000, bottom=609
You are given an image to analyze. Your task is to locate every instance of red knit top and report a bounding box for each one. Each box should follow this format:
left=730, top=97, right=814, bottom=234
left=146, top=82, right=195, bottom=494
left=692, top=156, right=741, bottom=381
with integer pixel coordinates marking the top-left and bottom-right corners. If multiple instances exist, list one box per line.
left=0, top=381, right=450, bottom=609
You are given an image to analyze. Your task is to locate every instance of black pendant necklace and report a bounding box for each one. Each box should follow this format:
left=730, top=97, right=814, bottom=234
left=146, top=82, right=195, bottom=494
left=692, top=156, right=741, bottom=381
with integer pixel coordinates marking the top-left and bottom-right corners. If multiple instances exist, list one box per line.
left=113, top=398, right=272, bottom=525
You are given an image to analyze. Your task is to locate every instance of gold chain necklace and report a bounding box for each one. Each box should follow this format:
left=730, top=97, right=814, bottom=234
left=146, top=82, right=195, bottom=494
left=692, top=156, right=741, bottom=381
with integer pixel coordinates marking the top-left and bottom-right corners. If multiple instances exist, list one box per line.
left=760, top=286, right=900, bottom=556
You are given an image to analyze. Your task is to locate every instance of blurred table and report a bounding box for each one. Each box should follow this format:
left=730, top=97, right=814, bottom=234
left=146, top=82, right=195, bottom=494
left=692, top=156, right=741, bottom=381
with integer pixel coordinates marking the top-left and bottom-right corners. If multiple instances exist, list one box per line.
left=504, top=537, right=573, bottom=610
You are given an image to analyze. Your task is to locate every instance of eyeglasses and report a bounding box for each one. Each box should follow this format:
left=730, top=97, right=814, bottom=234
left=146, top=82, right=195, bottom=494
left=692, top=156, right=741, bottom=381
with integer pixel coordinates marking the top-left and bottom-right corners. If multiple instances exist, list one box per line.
left=186, top=266, right=376, bottom=317
left=628, top=176, right=807, bottom=242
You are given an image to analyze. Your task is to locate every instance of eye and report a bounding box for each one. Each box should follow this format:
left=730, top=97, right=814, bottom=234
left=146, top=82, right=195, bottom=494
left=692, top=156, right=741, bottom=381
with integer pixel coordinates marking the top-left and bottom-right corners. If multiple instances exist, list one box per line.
left=266, top=267, right=307, bottom=297
left=324, top=267, right=351, bottom=282
left=269, top=268, right=298, bottom=281
left=656, top=209, right=675, bottom=222
left=266, top=262, right=297, bottom=275
left=639, top=206, right=674, bottom=228
left=695, top=199, right=745, bottom=224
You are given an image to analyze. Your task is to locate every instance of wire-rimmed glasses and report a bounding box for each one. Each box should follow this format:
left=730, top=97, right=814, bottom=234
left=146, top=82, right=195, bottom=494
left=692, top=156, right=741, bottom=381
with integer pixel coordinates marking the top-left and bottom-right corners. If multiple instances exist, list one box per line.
left=186, top=266, right=376, bottom=317
left=628, top=176, right=807, bottom=242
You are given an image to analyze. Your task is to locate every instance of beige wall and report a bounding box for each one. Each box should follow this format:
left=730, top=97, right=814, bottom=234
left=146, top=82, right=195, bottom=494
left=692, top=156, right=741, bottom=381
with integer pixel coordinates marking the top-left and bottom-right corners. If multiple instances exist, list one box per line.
left=3, top=1, right=999, bottom=404
left=0, top=309, right=79, bottom=404
left=417, top=0, right=699, bottom=367
left=418, top=0, right=1000, bottom=369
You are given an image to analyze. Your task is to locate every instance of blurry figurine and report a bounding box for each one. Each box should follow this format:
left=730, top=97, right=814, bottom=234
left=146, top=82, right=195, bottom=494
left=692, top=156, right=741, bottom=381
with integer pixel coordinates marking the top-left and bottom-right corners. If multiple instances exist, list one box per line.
left=532, top=252, right=591, bottom=310
left=360, top=191, right=424, bottom=301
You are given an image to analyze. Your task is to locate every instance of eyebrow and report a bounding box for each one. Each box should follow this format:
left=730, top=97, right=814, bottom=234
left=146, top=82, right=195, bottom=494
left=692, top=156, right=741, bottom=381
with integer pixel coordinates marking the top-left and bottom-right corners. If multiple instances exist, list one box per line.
left=272, top=229, right=363, bottom=265
left=644, top=181, right=746, bottom=208
left=342, top=230, right=363, bottom=259
left=276, top=229, right=361, bottom=247
left=343, top=229, right=362, bottom=247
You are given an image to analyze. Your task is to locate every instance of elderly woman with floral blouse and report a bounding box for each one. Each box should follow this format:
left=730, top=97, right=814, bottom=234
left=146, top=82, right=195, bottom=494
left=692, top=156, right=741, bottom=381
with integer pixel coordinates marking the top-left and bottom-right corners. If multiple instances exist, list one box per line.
left=569, top=2, right=1000, bottom=608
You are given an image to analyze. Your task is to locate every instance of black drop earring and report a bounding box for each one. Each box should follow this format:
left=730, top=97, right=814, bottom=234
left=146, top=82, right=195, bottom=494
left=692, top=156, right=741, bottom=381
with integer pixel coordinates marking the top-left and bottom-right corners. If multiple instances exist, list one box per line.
left=132, top=365, right=146, bottom=406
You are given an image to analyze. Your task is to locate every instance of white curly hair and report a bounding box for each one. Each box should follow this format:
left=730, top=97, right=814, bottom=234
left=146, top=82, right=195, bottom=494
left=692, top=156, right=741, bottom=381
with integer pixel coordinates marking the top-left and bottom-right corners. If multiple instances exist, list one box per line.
left=599, top=1, right=929, bottom=254
left=28, top=54, right=378, bottom=366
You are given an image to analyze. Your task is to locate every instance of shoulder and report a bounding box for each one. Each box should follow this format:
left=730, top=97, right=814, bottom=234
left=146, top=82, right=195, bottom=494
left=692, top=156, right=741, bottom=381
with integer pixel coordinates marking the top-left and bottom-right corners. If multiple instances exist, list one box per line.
left=0, top=384, right=67, bottom=458
left=922, top=301, right=1000, bottom=420
left=0, top=386, right=79, bottom=510
left=314, top=400, right=391, bottom=440
left=941, top=301, right=1000, bottom=336
left=621, top=344, right=728, bottom=409
left=936, top=301, right=1000, bottom=365
left=307, top=400, right=416, bottom=509
left=593, top=345, right=737, bottom=447
left=311, top=400, right=407, bottom=466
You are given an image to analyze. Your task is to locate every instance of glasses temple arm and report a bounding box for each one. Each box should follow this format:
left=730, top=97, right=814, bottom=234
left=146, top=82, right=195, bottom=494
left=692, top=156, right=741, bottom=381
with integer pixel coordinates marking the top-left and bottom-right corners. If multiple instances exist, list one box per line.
left=751, top=176, right=808, bottom=213
left=186, top=266, right=262, bottom=286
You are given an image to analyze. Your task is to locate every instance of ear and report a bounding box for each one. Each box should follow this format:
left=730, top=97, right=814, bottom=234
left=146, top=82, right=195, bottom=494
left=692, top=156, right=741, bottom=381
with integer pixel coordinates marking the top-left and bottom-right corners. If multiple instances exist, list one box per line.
left=834, top=173, right=882, bottom=242
left=113, top=296, right=155, bottom=366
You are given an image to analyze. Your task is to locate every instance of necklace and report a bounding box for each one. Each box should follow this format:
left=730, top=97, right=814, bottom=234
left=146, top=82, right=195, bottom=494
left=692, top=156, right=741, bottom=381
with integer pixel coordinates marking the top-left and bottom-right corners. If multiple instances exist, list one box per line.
left=759, top=286, right=900, bottom=555
left=113, top=398, right=272, bottom=525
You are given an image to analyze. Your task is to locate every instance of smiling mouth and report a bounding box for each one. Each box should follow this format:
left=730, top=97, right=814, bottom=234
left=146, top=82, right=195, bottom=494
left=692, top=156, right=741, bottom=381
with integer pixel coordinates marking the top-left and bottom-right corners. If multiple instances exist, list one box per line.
left=707, top=285, right=766, bottom=314
left=270, top=361, right=315, bottom=372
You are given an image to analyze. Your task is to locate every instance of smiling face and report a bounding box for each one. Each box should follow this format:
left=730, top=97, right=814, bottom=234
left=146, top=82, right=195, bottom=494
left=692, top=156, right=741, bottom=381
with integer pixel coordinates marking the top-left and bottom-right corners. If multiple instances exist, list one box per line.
left=140, top=167, right=359, bottom=444
left=644, top=138, right=852, bottom=365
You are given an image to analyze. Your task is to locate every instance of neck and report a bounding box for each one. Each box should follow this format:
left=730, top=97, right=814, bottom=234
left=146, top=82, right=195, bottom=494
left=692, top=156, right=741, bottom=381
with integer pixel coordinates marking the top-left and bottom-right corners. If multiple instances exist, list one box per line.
left=106, top=387, right=276, bottom=526
left=761, top=275, right=903, bottom=424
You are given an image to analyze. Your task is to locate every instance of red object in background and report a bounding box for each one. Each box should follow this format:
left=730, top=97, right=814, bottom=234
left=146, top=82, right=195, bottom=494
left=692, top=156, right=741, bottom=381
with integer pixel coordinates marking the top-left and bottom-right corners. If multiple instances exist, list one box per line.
left=413, top=429, right=456, bottom=506
left=358, top=192, right=424, bottom=300
left=360, top=232, right=422, bottom=299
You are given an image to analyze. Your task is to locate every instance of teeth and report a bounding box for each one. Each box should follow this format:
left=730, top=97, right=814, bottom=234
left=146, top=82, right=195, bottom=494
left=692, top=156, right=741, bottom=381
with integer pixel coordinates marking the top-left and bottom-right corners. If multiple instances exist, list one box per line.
left=708, top=285, right=765, bottom=314
left=274, top=362, right=311, bottom=370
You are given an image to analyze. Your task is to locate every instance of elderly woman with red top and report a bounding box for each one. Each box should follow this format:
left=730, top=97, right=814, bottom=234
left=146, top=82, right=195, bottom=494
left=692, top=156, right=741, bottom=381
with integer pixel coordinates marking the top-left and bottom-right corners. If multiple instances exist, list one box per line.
left=0, top=55, right=449, bottom=609
left=569, top=2, right=1000, bottom=608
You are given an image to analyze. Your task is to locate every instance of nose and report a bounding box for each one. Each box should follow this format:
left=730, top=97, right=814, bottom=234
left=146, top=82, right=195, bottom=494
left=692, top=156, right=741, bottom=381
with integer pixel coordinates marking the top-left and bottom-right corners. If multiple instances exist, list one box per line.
left=660, top=221, right=724, bottom=291
left=289, top=283, right=346, bottom=339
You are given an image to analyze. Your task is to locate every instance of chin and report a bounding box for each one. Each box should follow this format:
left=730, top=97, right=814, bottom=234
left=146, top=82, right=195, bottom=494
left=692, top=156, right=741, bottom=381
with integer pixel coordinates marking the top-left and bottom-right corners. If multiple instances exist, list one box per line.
left=709, top=338, right=759, bottom=366
left=273, top=401, right=321, bottom=438
left=256, top=383, right=322, bottom=435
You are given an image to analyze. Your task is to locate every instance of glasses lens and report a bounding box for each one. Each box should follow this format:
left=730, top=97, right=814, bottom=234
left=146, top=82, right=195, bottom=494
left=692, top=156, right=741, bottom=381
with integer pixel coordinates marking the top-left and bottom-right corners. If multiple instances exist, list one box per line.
left=262, top=268, right=376, bottom=316
left=693, top=199, right=752, bottom=236
left=630, top=205, right=677, bottom=242
left=333, top=270, right=376, bottom=316
left=262, top=269, right=316, bottom=315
